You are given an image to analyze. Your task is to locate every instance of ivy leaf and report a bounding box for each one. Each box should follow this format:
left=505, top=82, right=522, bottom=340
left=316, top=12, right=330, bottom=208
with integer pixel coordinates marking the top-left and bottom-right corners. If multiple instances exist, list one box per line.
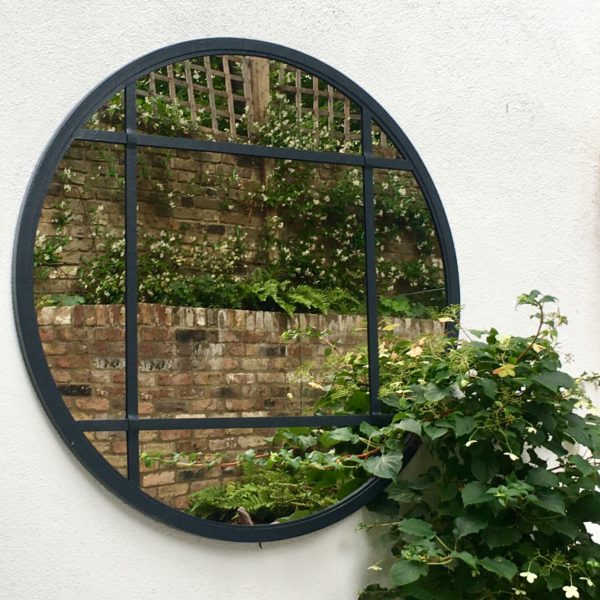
left=389, top=561, right=428, bottom=586
left=530, top=490, right=565, bottom=514
left=423, top=424, right=448, bottom=440
left=319, top=427, right=359, bottom=448
left=394, top=419, right=422, bottom=436
left=396, top=518, right=435, bottom=539
left=455, top=513, right=488, bottom=538
left=360, top=421, right=378, bottom=438
left=363, top=453, right=404, bottom=480
left=525, top=468, right=560, bottom=488
left=462, top=481, right=491, bottom=507
left=479, top=557, right=517, bottom=580
left=533, top=371, right=575, bottom=392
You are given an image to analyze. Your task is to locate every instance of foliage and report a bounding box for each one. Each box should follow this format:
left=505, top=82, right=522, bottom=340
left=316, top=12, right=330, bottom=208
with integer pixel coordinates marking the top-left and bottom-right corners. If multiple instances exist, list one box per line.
left=34, top=198, right=73, bottom=279
left=353, top=291, right=600, bottom=599
left=45, top=68, right=445, bottom=317
left=241, top=90, right=444, bottom=301
left=142, top=428, right=373, bottom=524
left=148, top=292, right=600, bottom=598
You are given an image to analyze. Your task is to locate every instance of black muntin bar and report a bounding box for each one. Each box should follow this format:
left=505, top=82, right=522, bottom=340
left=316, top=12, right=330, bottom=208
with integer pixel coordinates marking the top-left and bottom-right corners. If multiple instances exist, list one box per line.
left=75, top=128, right=413, bottom=171
left=124, top=85, right=140, bottom=484
left=76, top=413, right=394, bottom=432
left=361, top=109, right=380, bottom=414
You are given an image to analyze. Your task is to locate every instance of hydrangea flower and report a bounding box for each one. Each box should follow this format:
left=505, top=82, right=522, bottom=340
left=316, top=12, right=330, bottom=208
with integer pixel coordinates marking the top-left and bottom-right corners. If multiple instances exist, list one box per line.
left=562, top=585, right=580, bottom=598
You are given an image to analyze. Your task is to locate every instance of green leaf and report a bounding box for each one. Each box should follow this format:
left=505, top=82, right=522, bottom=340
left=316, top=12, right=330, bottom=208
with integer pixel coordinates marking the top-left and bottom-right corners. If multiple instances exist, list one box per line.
left=450, top=551, right=478, bottom=570
left=360, top=421, right=378, bottom=438
left=462, top=481, right=491, bottom=507
left=569, top=454, right=596, bottom=477
left=396, top=518, right=435, bottom=539
left=480, top=378, right=498, bottom=399
left=423, top=424, right=448, bottom=440
left=524, top=468, right=560, bottom=488
left=479, top=557, right=517, bottom=580
left=565, top=414, right=594, bottom=447
left=319, top=427, right=359, bottom=448
left=471, top=456, right=499, bottom=483
left=423, top=382, right=448, bottom=402
left=455, top=513, right=488, bottom=538
left=549, top=518, right=580, bottom=539
left=533, top=371, right=575, bottom=392
left=530, top=490, right=565, bottom=514
left=395, top=419, right=422, bottom=436
left=483, top=526, right=522, bottom=549
left=389, top=560, right=428, bottom=586
left=452, top=415, right=476, bottom=437
left=363, top=453, right=404, bottom=480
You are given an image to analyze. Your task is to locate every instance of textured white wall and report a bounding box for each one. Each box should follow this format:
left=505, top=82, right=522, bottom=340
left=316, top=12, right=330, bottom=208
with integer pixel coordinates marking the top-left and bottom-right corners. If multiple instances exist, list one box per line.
left=1, top=2, right=600, bottom=599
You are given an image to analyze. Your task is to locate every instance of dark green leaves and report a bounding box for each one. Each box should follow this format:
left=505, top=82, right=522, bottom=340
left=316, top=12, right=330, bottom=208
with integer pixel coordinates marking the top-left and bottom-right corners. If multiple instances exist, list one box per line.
left=390, top=561, right=428, bottom=586
left=455, top=513, right=488, bottom=538
left=479, top=557, right=517, bottom=580
left=533, top=370, right=575, bottom=392
left=461, top=481, right=491, bottom=507
left=524, top=468, right=559, bottom=488
left=529, top=490, right=565, bottom=514
left=395, top=518, right=435, bottom=539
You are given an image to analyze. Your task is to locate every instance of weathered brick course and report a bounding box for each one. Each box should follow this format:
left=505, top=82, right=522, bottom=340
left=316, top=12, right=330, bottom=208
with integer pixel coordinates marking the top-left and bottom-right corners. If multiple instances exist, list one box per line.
left=39, top=303, right=441, bottom=510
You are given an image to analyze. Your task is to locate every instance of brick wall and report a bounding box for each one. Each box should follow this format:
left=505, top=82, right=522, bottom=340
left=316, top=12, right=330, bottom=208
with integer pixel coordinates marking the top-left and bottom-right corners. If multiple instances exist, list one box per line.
left=35, top=140, right=424, bottom=298
left=38, top=303, right=442, bottom=510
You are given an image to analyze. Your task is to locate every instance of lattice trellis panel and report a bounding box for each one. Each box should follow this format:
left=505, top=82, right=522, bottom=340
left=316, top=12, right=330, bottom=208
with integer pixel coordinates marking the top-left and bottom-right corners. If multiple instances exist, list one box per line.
left=134, top=55, right=396, bottom=152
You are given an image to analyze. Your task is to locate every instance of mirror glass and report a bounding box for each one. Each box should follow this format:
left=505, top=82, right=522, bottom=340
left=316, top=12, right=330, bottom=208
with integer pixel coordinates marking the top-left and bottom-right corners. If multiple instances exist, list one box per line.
left=134, top=56, right=362, bottom=152
left=33, top=53, right=448, bottom=527
left=34, top=140, right=126, bottom=421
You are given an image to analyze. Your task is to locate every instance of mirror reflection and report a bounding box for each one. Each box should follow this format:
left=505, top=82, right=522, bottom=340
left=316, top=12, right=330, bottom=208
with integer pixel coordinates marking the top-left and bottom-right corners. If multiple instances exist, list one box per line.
left=34, top=141, right=125, bottom=420
left=138, top=426, right=369, bottom=523
left=135, top=148, right=368, bottom=419
left=33, top=53, right=448, bottom=525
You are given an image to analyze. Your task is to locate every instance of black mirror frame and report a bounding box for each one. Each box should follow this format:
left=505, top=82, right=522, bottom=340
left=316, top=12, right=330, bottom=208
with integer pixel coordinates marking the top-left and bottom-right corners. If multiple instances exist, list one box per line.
left=13, top=38, right=460, bottom=542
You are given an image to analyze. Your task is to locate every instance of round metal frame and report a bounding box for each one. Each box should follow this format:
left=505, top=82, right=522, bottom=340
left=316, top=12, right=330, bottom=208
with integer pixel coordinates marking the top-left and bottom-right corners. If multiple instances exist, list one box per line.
left=13, top=38, right=460, bottom=542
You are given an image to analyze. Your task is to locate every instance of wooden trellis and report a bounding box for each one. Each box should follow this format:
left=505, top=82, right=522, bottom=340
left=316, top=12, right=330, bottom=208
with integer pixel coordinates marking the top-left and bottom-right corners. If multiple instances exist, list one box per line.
left=136, top=55, right=394, bottom=151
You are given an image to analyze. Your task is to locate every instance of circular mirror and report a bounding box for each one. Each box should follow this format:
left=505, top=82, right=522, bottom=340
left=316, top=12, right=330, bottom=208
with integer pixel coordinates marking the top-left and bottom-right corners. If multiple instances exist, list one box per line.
left=15, top=39, right=459, bottom=541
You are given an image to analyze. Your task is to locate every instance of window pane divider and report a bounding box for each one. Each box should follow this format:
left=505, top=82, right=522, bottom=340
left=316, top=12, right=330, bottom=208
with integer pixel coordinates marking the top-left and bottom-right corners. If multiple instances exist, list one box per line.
left=77, top=414, right=394, bottom=432
left=75, top=128, right=413, bottom=171
left=124, top=84, right=139, bottom=484
left=361, top=108, right=380, bottom=414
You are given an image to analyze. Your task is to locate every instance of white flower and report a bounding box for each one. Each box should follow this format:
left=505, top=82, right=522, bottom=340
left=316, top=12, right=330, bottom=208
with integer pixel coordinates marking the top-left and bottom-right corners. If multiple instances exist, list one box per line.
left=526, top=426, right=537, bottom=434
left=579, top=577, right=594, bottom=588
left=286, top=392, right=293, bottom=399
left=513, top=589, right=527, bottom=596
left=367, top=564, right=382, bottom=571
left=563, top=585, right=580, bottom=598
left=504, top=452, right=519, bottom=462
left=520, top=571, right=538, bottom=583
left=465, top=440, right=478, bottom=448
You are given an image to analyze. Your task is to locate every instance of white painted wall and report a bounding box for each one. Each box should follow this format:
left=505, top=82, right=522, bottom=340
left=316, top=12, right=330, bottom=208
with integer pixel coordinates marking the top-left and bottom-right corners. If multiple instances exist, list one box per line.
left=1, top=2, right=599, bottom=598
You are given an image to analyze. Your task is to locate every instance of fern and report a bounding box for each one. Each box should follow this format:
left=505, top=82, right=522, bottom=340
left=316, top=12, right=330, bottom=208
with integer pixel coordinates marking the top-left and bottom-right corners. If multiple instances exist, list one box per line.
left=286, top=284, right=330, bottom=313
left=187, top=469, right=337, bottom=523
